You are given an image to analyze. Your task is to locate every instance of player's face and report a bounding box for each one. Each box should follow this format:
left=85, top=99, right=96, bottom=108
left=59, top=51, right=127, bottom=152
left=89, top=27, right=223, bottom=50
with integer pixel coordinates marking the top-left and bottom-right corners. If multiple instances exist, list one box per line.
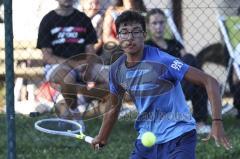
left=117, top=23, right=146, bottom=55
left=57, top=0, right=75, bottom=8
left=148, top=13, right=166, bottom=39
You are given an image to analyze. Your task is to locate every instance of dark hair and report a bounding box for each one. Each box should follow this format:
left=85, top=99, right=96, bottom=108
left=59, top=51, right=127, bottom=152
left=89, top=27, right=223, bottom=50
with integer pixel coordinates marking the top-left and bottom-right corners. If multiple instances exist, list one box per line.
left=114, top=0, right=147, bottom=12
left=115, top=10, right=146, bottom=33
left=238, top=6, right=240, bottom=15
left=146, top=8, right=166, bottom=23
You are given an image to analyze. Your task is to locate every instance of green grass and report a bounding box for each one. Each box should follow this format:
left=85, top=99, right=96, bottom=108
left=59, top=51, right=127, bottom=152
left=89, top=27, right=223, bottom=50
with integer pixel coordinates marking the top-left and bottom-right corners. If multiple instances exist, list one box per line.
left=1, top=114, right=240, bottom=159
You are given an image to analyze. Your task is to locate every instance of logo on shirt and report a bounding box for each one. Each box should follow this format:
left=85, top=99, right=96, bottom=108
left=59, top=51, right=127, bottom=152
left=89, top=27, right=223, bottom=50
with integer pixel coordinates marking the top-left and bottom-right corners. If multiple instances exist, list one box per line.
left=51, top=26, right=87, bottom=45
left=171, top=59, right=183, bottom=71
left=121, top=62, right=174, bottom=97
left=120, top=82, right=128, bottom=90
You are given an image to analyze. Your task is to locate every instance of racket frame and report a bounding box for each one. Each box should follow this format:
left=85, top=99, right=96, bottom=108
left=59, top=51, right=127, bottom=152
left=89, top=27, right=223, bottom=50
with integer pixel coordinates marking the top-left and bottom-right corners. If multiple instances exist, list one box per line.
left=34, top=118, right=93, bottom=143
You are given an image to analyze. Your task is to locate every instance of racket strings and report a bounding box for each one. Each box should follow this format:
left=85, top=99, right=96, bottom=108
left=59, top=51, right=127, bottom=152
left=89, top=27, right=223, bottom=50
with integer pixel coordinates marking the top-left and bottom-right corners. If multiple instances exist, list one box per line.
left=38, top=120, right=81, bottom=132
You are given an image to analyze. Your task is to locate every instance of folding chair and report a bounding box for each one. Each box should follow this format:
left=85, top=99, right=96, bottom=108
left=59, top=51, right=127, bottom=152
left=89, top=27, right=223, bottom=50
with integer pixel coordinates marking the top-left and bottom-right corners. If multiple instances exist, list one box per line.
left=217, top=15, right=240, bottom=113
left=165, top=10, right=239, bottom=115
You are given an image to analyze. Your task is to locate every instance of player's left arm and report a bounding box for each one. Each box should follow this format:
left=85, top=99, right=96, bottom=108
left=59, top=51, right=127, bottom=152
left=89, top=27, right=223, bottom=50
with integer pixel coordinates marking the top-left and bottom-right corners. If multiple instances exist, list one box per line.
left=184, top=66, right=232, bottom=150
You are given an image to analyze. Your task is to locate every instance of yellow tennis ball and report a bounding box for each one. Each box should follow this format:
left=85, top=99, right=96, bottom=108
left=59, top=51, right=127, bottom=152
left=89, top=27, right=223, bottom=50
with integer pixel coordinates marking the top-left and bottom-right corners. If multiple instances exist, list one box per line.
left=141, top=132, right=156, bottom=147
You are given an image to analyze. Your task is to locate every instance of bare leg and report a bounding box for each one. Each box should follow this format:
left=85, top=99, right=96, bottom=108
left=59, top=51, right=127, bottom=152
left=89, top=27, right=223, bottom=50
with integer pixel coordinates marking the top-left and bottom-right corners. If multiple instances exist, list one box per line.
left=49, top=65, right=78, bottom=110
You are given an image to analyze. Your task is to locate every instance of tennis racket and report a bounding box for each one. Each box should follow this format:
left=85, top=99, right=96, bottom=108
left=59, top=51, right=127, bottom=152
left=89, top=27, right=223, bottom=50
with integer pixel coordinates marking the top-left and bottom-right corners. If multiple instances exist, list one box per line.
left=34, top=118, right=93, bottom=144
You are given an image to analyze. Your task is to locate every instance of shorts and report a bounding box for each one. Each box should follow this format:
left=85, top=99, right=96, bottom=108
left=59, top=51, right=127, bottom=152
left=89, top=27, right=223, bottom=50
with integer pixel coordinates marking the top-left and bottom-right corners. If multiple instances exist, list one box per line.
left=44, top=64, right=82, bottom=82
left=130, top=130, right=197, bottom=159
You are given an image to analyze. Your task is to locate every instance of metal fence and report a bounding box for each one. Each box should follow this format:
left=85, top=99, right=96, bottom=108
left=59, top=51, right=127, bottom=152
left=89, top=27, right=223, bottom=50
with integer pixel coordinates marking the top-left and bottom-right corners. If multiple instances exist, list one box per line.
left=1, top=0, right=240, bottom=158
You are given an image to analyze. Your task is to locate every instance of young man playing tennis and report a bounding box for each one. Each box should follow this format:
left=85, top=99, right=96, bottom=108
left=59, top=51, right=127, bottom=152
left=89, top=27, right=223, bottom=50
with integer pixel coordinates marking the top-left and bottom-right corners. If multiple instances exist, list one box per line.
left=92, top=10, right=232, bottom=158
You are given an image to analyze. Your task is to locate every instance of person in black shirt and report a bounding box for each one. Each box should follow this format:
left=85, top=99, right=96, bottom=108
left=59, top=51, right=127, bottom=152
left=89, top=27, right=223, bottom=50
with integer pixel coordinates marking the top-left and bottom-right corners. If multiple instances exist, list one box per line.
left=145, top=8, right=210, bottom=134
left=37, top=0, right=99, bottom=123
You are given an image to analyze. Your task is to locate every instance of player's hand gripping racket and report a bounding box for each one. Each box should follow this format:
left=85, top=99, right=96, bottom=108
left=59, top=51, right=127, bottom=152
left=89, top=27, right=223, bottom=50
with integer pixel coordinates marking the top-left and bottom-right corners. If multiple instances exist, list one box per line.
left=34, top=118, right=94, bottom=144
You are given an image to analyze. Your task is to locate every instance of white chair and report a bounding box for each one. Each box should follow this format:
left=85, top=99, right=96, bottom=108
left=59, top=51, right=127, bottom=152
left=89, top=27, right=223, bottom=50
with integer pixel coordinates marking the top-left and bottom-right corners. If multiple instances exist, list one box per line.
left=217, top=15, right=240, bottom=113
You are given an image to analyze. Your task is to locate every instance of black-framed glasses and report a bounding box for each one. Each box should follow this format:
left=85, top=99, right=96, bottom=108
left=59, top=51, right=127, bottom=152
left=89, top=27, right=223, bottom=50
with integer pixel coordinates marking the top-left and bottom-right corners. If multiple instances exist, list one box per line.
left=118, top=30, right=145, bottom=39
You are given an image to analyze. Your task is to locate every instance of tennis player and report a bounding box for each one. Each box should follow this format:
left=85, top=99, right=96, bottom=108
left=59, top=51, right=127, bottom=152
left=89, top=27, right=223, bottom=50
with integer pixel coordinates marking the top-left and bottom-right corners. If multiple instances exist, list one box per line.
left=92, top=10, right=232, bottom=158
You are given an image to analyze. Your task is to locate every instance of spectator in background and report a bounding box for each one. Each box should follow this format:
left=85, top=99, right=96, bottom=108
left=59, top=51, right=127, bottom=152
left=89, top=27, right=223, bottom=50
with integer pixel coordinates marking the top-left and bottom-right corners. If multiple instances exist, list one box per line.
left=36, top=0, right=97, bottom=125
left=102, top=0, right=147, bottom=64
left=80, top=0, right=103, bottom=55
left=145, top=8, right=210, bottom=134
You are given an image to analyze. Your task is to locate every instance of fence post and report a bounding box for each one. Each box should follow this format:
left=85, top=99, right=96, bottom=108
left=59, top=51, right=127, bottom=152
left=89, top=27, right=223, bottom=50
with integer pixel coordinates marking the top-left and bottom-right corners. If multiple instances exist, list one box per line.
left=4, top=0, right=16, bottom=158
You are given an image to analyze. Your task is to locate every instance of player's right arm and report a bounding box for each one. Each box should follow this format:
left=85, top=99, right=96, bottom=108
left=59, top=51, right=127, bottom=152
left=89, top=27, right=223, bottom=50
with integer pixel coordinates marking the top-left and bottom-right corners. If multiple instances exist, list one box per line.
left=92, top=93, right=123, bottom=149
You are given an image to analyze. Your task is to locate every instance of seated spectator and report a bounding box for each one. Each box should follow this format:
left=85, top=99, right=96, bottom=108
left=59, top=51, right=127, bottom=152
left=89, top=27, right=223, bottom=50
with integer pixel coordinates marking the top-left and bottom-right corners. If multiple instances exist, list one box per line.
left=36, top=0, right=99, bottom=125
left=145, top=8, right=210, bottom=134
left=80, top=0, right=103, bottom=55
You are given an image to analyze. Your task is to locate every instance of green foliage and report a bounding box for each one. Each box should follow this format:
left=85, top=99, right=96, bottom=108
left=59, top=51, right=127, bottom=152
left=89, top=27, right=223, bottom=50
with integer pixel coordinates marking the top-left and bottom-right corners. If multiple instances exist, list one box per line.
left=0, top=114, right=240, bottom=159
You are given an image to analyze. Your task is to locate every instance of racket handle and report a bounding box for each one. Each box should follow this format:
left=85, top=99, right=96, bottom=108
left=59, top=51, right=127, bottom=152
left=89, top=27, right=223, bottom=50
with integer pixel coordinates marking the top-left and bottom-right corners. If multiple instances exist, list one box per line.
left=85, top=136, right=93, bottom=143
left=29, top=112, right=40, bottom=117
left=85, top=136, right=105, bottom=148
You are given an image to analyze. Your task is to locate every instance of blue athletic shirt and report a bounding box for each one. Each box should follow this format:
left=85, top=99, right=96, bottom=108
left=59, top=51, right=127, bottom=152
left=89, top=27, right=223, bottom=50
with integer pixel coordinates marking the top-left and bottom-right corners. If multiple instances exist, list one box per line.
left=109, top=45, right=196, bottom=144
